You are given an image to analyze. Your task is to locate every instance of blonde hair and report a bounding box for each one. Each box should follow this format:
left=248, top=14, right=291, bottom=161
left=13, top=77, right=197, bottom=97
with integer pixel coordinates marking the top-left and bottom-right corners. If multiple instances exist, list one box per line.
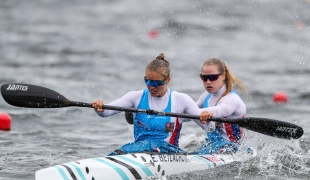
left=202, top=58, right=249, bottom=102
left=146, top=53, right=170, bottom=79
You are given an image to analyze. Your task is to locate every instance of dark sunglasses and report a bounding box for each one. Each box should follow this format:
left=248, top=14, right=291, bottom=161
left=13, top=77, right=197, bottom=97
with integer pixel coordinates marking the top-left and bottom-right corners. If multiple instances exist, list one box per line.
left=144, top=76, right=166, bottom=87
left=200, top=73, right=223, bottom=82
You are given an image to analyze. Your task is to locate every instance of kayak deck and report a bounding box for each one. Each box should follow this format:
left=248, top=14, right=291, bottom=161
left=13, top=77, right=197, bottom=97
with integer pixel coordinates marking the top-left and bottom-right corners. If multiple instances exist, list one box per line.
left=36, top=151, right=256, bottom=180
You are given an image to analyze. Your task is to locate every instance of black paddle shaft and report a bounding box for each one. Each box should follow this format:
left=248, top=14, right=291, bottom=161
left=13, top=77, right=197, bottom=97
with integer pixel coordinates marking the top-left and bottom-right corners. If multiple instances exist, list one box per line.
left=0, top=83, right=304, bottom=139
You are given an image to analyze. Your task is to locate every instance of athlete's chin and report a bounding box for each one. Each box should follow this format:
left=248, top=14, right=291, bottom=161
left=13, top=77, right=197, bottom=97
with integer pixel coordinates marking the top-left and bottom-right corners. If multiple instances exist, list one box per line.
left=150, top=92, right=158, bottom=96
left=206, top=88, right=215, bottom=93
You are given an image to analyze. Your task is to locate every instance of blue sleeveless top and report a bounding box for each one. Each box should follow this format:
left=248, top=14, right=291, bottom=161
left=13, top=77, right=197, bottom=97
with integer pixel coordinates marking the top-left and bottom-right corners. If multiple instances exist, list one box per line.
left=203, top=91, right=243, bottom=143
left=134, top=89, right=181, bottom=146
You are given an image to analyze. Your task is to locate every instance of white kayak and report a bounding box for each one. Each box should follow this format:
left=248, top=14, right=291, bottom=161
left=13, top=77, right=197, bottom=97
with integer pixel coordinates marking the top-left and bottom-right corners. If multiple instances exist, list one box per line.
left=35, top=149, right=256, bottom=180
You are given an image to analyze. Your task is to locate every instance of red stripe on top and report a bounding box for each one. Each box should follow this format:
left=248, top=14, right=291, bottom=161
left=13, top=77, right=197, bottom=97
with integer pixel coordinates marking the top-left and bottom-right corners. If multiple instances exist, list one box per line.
left=238, top=116, right=245, bottom=140
left=169, top=118, right=180, bottom=146
left=224, top=123, right=236, bottom=143
left=239, top=127, right=244, bottom=139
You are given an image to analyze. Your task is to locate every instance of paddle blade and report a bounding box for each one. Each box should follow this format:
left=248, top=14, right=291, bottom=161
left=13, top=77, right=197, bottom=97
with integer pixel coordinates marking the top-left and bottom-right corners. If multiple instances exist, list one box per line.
left=1, top=83, right=70, bottom=108
left=226, top=117, right=303, bottom=139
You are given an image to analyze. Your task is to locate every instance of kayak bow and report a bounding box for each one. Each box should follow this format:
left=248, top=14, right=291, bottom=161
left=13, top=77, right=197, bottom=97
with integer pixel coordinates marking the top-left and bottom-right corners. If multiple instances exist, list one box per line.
left=36, top=151, right=256, bottom=180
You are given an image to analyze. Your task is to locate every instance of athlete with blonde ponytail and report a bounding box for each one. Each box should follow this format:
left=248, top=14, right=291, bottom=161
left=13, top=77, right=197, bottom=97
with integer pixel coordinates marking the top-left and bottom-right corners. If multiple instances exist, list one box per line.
left=192, top=58, right=249, bottom=154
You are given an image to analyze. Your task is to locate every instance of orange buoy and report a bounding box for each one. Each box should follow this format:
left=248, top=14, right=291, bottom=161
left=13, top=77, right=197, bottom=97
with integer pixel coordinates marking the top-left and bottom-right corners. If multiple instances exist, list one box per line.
left=0, top=113, right=11, bottom=131
left=273, top=91, right=288, bottom=103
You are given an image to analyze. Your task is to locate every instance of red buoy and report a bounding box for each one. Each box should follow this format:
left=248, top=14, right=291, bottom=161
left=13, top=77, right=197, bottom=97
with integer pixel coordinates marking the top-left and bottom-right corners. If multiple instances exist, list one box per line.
left=273, top=91, right=288, bottom=103
left=148, top=30, right=158, bottom=39
left=0, top=113, right=11, bottom=131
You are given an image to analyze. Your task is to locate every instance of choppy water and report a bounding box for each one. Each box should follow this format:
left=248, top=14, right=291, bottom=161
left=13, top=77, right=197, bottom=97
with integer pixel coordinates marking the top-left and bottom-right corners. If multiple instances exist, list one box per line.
left=0, top=0, right=310, bottom=179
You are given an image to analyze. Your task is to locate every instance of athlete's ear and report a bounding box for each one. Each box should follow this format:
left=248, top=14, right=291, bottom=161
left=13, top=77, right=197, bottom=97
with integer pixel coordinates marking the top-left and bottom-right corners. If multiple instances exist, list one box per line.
left=165, top=76, right=171, bottom=84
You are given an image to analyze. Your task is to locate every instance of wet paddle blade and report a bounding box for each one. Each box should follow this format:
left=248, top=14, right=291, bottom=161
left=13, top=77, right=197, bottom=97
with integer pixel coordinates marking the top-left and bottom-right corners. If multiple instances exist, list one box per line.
left=1, top=83, right=70, bottom=108
left=213, top=117, right=304, bottom=139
